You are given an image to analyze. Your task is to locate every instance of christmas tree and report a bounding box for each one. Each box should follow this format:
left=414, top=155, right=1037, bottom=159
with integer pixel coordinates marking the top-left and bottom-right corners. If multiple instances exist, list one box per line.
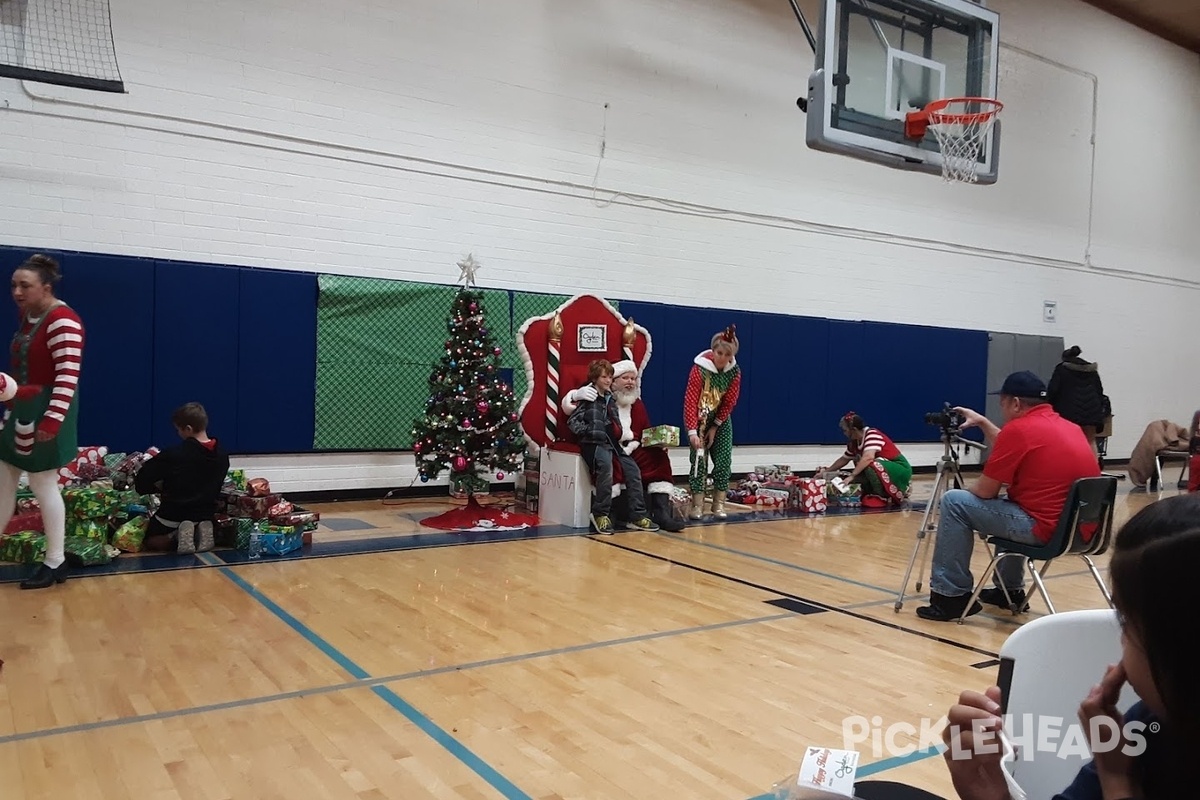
left=411, top=256, right=524, bottom=496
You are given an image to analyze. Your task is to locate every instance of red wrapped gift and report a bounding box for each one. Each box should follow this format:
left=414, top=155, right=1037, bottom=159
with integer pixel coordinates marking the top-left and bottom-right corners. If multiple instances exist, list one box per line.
left=4, top=510, right=43, bottom=535
left=268, top=500, right=293, bottom=517
left=799, top=478, right=827, bottom=513
left=227, top=491, right=282, bottom=520
left=270, top=510, right=317, bottom=527
left=247, top=478, right=271, bottom=497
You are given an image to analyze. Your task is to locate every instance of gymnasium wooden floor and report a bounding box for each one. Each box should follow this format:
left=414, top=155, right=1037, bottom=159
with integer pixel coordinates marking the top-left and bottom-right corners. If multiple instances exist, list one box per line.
left=0, top=474, right=1166, bottom=799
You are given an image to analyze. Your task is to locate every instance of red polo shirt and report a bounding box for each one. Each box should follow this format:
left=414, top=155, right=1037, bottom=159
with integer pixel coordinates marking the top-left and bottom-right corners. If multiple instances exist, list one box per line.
left=984, top=405, right=1101, bottom=542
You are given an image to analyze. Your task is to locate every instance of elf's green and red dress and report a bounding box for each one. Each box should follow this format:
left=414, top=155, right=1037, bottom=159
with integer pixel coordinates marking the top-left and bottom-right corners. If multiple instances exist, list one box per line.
left=0, top=302, right=84, bottom=473
left=847, top=427, right=911, bottom=505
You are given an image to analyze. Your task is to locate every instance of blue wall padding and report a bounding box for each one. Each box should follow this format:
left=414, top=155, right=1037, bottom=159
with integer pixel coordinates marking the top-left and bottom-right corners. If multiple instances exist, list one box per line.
left=0, top=244, right=992, bottom=452
left=151, top=260, right=242, bottom=450
left=236, top=268, right=318, bottom=453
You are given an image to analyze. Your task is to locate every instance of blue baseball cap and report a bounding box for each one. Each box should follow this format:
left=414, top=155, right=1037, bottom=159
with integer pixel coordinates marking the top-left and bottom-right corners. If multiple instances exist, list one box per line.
left=989, top=370, right=1047, bottom=399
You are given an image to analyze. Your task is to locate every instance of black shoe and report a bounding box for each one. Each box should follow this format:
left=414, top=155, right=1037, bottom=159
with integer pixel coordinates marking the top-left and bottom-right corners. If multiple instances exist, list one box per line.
left=20, top=562, right=69, bottom=590
left=650, top=494, right=685, bottom=532
left=916, top=591, right=982, bottom=622
left=979, top=587, right=1027, bottom=610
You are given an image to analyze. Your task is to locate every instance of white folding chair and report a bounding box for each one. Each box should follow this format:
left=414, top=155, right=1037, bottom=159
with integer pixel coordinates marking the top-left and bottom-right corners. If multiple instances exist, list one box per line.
left=997, top=609, right=1139, bottom=797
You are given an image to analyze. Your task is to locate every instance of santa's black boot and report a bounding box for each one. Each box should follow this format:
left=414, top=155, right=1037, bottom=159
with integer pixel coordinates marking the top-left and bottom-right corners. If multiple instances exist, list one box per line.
left=651, top=493, right=684, bottom=532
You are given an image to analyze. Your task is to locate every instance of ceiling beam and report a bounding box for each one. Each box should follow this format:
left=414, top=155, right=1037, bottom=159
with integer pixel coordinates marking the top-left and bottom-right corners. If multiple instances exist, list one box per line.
left=1080, top=0, right=1200, bottom=54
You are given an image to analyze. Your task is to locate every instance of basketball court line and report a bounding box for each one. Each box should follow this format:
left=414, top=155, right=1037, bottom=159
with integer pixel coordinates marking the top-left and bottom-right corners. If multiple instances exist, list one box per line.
left=592, top=538, right=1001, bottom=660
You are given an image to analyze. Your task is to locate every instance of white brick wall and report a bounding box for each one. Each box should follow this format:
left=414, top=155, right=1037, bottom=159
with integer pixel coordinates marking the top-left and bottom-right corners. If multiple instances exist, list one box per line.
left=0, top=0, right=1197, bottom=492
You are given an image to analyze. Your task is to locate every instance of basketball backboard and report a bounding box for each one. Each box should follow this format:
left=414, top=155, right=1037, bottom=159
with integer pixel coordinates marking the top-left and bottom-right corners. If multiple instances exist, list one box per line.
left=804, top=0, right=1000, bottom=182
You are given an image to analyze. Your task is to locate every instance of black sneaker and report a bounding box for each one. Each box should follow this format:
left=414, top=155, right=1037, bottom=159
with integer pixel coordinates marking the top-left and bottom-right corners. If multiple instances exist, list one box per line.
left=916, top=591, right=983, bottom=622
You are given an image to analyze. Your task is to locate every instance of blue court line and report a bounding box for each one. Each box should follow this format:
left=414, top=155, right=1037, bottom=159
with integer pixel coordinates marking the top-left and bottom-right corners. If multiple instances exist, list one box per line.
left=745, top=746, right=945, bottom=799
left=0, top=605, right=794, bottom=746
left=654, top=531, right=896, bottom=595
left=211, top=559, right=532, bottom=800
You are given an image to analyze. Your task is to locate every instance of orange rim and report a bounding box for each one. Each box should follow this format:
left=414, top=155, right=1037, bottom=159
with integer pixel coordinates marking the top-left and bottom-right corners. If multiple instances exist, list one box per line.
left=924, top=97, right=1002, bottom=125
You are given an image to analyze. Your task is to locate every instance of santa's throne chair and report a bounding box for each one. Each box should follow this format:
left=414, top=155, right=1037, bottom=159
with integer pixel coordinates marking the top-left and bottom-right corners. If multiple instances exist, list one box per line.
left=517, top=295, right=650, bottom=528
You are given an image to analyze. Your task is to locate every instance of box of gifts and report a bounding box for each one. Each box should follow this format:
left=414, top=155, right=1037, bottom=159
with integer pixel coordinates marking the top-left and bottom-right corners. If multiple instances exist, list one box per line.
left=641, top=425, right=680, bottom=447
left=0, top=531, right=46, bottom=564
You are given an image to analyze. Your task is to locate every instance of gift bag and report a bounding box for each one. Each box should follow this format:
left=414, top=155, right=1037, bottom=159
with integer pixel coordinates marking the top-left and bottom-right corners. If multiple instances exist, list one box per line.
left=112, top=516, right=149, bottom=552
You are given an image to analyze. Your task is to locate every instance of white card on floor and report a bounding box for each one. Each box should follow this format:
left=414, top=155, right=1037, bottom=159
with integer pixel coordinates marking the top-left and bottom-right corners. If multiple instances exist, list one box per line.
left=797, top=747, right=859, bottom=796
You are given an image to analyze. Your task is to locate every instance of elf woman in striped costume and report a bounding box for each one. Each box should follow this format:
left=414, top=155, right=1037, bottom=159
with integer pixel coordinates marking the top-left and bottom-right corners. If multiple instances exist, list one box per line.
left=818, top=412, right=911, bottom=508
left=683, top=325, right=742, bottom=519
left=0, top=254, right=85, bottom=590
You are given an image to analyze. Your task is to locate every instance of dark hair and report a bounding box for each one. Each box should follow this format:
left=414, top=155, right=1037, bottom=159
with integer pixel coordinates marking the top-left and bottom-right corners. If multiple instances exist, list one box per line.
left=840, top=413, right=864, bottom=432
left=17, top=254, right=61, bottom=287
left=171, top=402, right=209, bottom=432
left=1109, top=494, right=1200, bottom=794
left=586, top=359, right=613, bottom=383
left=1062, top=345, right=1082, bottom=360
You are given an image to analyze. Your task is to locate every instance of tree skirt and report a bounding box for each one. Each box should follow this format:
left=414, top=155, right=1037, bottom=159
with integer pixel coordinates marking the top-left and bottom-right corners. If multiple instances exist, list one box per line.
left=419, top=495, right=539, bottom=532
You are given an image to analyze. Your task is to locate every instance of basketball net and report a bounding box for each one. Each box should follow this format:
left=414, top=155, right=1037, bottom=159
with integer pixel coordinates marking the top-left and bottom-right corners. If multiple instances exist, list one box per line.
left=906, top=98, right=1002, bottom=184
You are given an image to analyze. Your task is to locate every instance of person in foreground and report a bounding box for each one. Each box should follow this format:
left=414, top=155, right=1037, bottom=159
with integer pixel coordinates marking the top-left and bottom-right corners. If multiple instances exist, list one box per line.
left=940, top=492, right=1197, bottom=800
left=917, top=371, right=1099, bottom=621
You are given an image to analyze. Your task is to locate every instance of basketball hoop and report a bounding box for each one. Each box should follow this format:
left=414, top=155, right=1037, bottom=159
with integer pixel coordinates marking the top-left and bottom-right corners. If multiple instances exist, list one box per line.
left=905, top=97, right=1002, bottom=184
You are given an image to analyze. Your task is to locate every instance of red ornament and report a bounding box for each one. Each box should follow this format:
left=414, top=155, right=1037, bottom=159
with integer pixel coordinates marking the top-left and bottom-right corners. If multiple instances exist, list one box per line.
left=497, top=471, right=505, bottom=480
left=493, top=347, right=502, bottom=356
left=453, top=456, right=468, bottom=471
left=476, top=400, right=489, bottom=413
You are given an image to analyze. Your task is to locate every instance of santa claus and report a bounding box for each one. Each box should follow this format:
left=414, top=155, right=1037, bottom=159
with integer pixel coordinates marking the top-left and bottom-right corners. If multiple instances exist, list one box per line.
left=562, top=359, right=684, bottom=531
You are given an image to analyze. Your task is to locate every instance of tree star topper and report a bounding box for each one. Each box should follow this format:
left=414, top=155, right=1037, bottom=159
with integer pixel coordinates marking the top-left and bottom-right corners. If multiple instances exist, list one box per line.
left=457, top=253, right=481, bottom=287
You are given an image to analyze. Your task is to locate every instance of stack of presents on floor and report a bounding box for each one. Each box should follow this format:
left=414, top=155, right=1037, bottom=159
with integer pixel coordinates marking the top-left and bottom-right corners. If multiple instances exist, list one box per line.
left=0, top=446, right=320, bottom=568
left=725, top=465, right=862, bottom=514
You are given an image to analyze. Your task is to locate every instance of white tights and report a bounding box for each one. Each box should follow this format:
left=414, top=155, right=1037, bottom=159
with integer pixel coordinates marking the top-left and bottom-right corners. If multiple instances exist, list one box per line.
left=0, top=462, right=66, bottom=569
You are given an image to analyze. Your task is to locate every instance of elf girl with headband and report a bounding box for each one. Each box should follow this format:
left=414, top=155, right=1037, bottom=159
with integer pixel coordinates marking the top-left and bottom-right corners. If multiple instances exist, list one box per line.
left=816, top=412, right=911, bottom=508
left=683, top=325, right=742, bottom=519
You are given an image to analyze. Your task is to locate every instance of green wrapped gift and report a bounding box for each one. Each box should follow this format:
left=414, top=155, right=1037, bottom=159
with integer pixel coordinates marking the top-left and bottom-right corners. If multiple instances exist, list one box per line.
left=237, top=523, right=299, bottom=551
left=112, top=516, right=148, bottom=552
left=641, top=425, right=680, bottom=447
left=65, top=536, right=111, bottom=566
left=226, top=469, right=247, bottom=491
left=68, top=518, right=108, bottom=543
left=0, top=531, right=47, bottom=564
left=63, top=487, right=120, bottom=521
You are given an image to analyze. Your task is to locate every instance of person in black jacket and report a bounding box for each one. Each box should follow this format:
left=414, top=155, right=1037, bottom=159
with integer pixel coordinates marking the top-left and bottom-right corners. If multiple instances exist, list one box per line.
left=567, top=359, right=659, bottom=535
left=136, top=402, right=230, bottom=553
left=1047, top=345, right=1107, bottom=456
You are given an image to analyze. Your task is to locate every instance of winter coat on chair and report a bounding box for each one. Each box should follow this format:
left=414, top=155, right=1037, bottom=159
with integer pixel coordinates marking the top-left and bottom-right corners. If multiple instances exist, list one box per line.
left=1047, top=347, right=1107, bottom=428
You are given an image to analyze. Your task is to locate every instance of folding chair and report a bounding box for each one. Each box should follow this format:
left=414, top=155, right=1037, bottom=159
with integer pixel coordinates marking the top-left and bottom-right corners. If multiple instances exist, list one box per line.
left=997, top=609, right=1138, bottom=796
left=959, top=476, right=1118, bottom=622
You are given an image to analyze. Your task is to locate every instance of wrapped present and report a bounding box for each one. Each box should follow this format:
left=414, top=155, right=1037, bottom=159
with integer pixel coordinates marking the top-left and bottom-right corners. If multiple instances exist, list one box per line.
left=0, top=531, right=46, bottom=564
left=57, top=445, right=109, bottom=486
left=111, top=450, right=157, bottom=490
left=112, top=516, right=149, bottom=552
left=65, top=535, right=111, bottom=566
left=63, top=487, right=120, bottom=521
left=268, top=500, right=293, bottom=517
left=755, top=487, right=791, bottom=508
left=225, top=469, right=247, bottom=491
left=103, top=452, right=128, bottom=470
left=226, top=491, right=282, bottom=520
left=5, top=510, right=43, bottom=535
left=270, top=510, right=318, bottom=527
left=237, top=523, right=301, bottom=552
left=68, top=518, right=108, bottom=543
left=247, top=477, right=271, bottom=497
left=75, top=463, right=111, bottom=482
left=640, top=425, right=680, bottom=447
left=302, top=530, right=313, bottom=546
left=799, top=478, right=827, bottom=514
left=15, top=493, right=39, bottom=513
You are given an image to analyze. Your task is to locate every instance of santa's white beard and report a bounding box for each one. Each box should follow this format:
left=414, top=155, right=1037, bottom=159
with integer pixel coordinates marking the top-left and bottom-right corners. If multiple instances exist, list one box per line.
left=612, top=386, right=639, bottom=408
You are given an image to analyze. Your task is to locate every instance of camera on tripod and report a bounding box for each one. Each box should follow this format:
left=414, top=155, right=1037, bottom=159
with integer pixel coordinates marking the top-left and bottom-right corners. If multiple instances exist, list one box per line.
left=924, top=403, right=963, bottom=434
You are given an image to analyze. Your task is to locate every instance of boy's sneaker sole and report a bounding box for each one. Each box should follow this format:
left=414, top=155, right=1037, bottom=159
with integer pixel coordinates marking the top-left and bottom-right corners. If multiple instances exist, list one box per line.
left=196, top=521, right=215, bottom=552
left=176, top=521, right=196, bottom=553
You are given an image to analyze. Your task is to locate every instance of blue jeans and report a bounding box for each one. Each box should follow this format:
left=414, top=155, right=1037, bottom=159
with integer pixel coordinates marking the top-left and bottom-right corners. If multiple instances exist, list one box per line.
left=931, top=489, right=1043, bottom=597
left=581, top=443, right=646, bottom=518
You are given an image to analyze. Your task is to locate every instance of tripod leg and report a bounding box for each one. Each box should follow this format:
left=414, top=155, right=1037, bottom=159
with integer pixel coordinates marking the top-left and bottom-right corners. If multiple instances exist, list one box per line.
left=896, top=461, right=946, bottom=611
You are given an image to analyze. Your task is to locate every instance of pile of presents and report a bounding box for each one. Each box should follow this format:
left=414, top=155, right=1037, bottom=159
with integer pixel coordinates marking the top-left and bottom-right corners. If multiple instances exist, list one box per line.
left=726, top=465, right=861, bottom=514
left=0, top=446, right=319, bottom=567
